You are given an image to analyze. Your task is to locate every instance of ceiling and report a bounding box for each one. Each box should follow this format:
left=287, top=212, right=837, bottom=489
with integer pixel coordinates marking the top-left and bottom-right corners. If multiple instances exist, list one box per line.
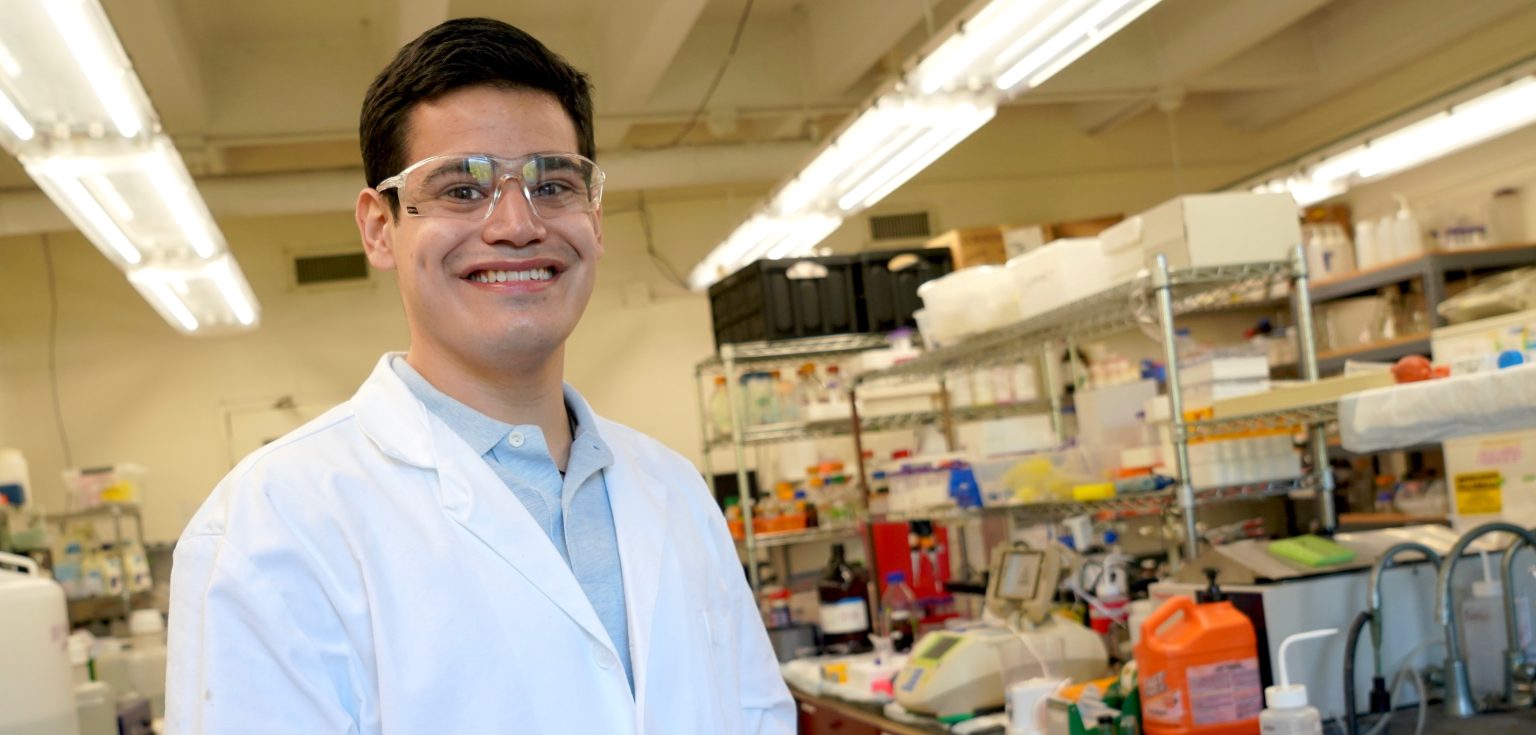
left=2, top=0, right=1534, bottom=241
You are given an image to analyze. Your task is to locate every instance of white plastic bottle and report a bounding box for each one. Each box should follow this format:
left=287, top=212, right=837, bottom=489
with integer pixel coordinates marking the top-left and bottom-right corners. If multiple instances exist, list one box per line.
left=127, top=609, right=169, bottom=718
left=1463, top=551, right=1509, bottom=700
left=70, top=635, right=118, bottom=735
left=1260, top=628, right=1337, bottom=734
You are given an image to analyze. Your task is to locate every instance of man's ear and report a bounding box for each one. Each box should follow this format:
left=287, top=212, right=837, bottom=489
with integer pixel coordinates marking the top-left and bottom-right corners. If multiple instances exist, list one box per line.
left=356, top=188, right=398, bottom=270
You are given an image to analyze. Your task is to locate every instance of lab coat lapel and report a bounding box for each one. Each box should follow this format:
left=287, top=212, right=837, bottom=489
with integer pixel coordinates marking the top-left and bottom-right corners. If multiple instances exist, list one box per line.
left=353, top=355, right=614, bottom=653
left=604, top=440, right=669, bottom=709
left=433, top=429, right=616, bottom=653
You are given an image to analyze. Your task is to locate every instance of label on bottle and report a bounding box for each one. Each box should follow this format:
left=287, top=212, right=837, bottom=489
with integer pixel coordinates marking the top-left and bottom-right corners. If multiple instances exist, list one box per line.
left=819, top=598, right=869, bottom=635
left=1188, top=657, right=1263, bottom=725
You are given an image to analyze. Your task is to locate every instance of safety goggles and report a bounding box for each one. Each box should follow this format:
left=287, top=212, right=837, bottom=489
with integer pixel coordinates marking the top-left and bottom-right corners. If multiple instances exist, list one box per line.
left=375, top=152, right=605, bottom=221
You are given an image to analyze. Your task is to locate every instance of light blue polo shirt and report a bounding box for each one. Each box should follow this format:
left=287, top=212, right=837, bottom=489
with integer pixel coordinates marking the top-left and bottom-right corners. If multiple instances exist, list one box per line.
left=391, top=357, right=632, bottom=689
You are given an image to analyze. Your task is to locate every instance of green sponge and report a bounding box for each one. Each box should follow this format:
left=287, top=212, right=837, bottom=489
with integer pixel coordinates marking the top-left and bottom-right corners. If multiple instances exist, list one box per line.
left=1268, top=535, right=1356, bottom=567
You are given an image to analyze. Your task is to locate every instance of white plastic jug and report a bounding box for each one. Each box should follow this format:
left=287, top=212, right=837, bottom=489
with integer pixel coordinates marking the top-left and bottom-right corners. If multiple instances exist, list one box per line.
left=0, top=551, right=80, bottom=735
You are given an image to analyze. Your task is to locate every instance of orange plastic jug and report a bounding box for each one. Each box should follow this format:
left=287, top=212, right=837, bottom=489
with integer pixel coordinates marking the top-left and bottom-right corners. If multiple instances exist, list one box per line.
left=1135, top=595, right=1262, bottom=735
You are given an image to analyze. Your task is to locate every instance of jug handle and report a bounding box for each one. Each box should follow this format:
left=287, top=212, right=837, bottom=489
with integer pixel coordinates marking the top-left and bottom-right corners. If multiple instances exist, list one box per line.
left=0, top=551, right=40, bottom=576
left=1141, top=595, right=1194, bottom=642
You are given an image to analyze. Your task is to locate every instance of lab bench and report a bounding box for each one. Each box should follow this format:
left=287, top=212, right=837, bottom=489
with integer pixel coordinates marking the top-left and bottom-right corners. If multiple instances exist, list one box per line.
left=791, top=686, right=948, bottom=735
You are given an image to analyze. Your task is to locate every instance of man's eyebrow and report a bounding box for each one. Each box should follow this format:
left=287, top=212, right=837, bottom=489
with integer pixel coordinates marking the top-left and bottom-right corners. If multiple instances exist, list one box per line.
left=420, top=158, right=486, bottom=185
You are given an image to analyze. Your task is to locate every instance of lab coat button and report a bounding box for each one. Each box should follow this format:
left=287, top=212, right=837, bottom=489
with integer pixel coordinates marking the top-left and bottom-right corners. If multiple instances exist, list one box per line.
left=508, top=431, right=525, bottom=448
left=594, top=645, right=617, bottom=670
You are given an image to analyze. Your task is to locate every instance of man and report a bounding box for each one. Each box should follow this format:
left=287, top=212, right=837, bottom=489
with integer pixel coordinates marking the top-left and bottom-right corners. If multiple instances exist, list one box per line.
left=166, top=17, right=793, bottom=734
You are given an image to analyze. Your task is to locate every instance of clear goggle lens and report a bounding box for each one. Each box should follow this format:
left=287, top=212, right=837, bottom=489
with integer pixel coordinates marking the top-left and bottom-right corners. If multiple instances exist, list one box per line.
left=379, top=153, right=604, bottom=220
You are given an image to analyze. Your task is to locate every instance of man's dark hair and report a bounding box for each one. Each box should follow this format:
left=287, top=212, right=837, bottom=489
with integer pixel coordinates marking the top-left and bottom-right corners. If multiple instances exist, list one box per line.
left=360, top=17, right=595, bottom=203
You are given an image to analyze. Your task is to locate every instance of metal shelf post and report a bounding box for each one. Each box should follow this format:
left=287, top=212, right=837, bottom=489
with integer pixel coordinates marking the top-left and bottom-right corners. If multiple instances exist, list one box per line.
left=1041, top=341, right=1064, bottom=440
left=719, top=344, right=762, bottom=592
left=696, top=365, right=718, bottom=501
left=1288, top=244, right=1337, bottom=531
left=1151, top=254, right=1201, bottom=562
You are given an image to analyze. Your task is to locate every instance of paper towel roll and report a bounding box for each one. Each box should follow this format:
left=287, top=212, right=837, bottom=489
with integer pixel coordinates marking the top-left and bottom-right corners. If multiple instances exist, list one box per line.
left=1007, top=677, right=1066, bottom=735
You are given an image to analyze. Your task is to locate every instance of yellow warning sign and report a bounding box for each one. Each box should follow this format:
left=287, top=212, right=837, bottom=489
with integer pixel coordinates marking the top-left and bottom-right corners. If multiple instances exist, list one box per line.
left=1455, top=471, right=1504, bottom=514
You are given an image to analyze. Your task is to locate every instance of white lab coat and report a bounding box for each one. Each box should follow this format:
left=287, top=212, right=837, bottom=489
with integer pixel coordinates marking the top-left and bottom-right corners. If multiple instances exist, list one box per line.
left=166, top=355, right=794, bottom=734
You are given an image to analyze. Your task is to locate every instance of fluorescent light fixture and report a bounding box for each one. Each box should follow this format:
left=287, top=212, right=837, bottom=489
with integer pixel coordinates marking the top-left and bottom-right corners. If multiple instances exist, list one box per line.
left=0, top=0, right=157, bottom=154
left=688, top=0, right=1158, bottom=290
left=25, top=159, right=142, bottom=265
left=911, top=0, right=1163, bottom=95
left=24, top=135, right=229, bottom=267
left=41, top=0, right=142, bottom=137
left=142, top=140, right=221, bottom=258
left=0, top=1, right=258, bottom=335
left=1243, top=73, right=1536, bottom=206
left=128, top=255, right=261, bottom=335
left=995, top=0, right=1161, bottom=91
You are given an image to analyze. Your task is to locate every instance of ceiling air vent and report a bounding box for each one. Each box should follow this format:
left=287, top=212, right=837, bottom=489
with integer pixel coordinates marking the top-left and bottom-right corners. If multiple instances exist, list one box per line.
left=294, top=252, right=369, bottom=286
left=868, top=211, right=931, bottom=241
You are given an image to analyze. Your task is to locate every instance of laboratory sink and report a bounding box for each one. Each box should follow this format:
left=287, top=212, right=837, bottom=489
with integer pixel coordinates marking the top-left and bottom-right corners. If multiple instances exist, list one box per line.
left=1384, top=706, right=1536, bottom=734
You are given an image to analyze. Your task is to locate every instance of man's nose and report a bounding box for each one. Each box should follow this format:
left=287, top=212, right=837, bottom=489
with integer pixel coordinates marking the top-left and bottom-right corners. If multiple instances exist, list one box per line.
left=481, top=176, right=546, bottom=245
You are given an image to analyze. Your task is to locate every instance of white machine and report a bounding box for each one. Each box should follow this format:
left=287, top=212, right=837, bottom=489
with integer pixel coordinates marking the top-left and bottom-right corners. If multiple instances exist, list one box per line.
left=894, top=544, right=1110, bottom=717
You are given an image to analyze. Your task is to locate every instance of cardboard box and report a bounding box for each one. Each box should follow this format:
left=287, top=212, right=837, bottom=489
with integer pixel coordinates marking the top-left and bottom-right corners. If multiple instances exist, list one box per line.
left=1110, top=193, right=1301, bottom=270
left=928, top=226, right=1006, bottom=269
left=1003, top=215, right=1123, bottom=258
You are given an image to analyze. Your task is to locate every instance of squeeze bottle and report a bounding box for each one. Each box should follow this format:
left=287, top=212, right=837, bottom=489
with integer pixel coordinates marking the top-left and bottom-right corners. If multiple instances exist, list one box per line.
left=1260, top=628, right=1337, bottom=734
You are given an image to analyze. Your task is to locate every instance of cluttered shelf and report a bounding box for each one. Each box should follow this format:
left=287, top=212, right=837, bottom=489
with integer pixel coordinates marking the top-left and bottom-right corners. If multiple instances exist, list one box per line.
left=706, top=400, right=1054, bottom=449
left=736, top=524, right=863, bottom=549
left=1186, top=401, right=1339, bottom=440
left=44, top=503, right=142, bottom=524
left=873, top=478, right=1306, bottom=524
left=1307, top=242, right=1536, bottom=302
left=68, top=591, right=156, bottom=624
left=856, top=259, right=1293, bottom=384
left=696, top=333, right=891, bottom=370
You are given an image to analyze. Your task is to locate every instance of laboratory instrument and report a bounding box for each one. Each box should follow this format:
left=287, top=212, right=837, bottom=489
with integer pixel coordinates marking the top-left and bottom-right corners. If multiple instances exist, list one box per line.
left=894, top=543, right=1109, bottom=717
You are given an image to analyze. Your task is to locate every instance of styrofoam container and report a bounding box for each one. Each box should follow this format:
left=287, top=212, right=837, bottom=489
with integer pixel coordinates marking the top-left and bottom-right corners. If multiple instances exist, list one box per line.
left=859, top=381, right=941, bottom=417
left=1007, top=238, right=1113, bottom=321
left=918, top=266, right=1018, bottom=342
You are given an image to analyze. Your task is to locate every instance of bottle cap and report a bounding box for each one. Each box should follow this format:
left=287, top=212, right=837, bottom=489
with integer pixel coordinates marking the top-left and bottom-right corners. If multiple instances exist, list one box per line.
left=129, top=609, right=164, bottom=636
left=1268, top=627, right=1337, bottom=710
left=885, top=570, right=907, bottom=585
left=1265, top=683, right=1308, bottom=709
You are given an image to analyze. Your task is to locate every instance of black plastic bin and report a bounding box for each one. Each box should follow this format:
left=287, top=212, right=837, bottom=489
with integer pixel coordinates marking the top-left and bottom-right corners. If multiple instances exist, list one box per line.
left=857, top=248, right=953, bottom=332
left=708, top=256, right=861, bottom=348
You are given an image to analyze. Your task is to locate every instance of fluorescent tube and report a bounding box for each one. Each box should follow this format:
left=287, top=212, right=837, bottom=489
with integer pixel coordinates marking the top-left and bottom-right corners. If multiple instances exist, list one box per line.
left=212, top=259, right=258, bottom=326
left=995, top=0, right=1161, bottom=91
left=143, top=144, right=220, bottom=258
left=28, top=163, right=142, bottom=265
left=42, top=0, right=143, bottom=137
left=127, top=255, right=261, bottom=335
left=141, top=280, right=199, bottom=332
left=0, top=89, right=33, bottom=141
left=1247, top=73, right=1536, bottom=205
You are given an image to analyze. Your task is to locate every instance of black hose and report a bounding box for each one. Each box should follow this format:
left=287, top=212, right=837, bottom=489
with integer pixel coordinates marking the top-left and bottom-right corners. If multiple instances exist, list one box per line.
left=1345, top=610, right=1372, bottom=735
